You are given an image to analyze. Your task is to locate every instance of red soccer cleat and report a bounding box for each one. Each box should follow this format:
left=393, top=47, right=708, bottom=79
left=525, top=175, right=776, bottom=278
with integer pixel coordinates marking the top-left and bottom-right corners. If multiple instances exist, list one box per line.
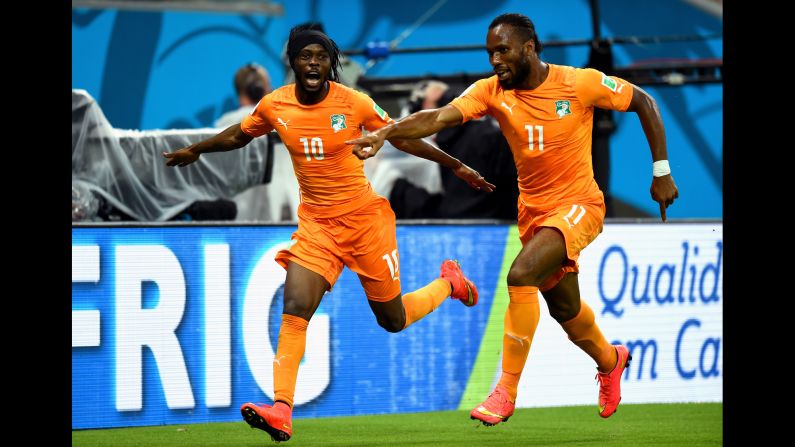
left=470, top=385, right=515, bottom=426
left=440, top=259, right=478, bottom=307
left=596, top=345, right=632, bottom=418
left=241, top=401, right=293, bottom=442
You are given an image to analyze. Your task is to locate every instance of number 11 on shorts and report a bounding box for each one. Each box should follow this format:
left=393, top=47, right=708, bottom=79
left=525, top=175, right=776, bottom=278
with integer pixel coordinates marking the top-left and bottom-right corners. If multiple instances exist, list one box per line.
left=382, top=249, right=399, bottom=280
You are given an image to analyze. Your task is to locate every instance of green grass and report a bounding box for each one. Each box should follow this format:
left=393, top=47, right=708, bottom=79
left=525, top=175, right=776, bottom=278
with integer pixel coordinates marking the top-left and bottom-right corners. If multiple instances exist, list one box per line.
left=72, top=403, right=721, bottom=446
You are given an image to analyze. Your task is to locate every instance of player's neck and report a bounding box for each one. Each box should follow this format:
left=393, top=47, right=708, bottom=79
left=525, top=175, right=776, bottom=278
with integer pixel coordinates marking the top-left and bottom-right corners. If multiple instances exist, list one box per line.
left=519, top=61, right=549, bottom=90
left=296, top=81, right=331, bottom=105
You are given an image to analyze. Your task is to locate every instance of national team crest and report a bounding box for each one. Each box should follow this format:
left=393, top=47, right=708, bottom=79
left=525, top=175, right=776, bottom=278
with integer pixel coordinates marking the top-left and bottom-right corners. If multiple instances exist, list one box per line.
left=330, top=114, right=347, bottom=132
left=555, top=100, right=571, bottom=118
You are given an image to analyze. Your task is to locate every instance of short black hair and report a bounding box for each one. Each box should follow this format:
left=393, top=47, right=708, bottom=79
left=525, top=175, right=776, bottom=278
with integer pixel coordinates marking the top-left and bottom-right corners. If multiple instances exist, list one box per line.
left=488, top=13, right=543, bottom=54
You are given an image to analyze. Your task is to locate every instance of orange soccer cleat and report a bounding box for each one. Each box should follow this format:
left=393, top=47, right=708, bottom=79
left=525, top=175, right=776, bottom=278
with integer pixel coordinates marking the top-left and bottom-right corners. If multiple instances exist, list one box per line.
left=440, top=259, right=478, bottom=307
left=596, top=344, right=632, bottom=418
left=470, top=385, right=515, bottom=426
left=241, top=401, right=293, bottom=442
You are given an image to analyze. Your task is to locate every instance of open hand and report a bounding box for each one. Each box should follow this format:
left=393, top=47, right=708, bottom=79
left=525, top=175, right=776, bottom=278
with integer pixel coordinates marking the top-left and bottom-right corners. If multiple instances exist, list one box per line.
left=454, top=164, right=496, bottom=192
left=163, top=148, right=200, bottom=167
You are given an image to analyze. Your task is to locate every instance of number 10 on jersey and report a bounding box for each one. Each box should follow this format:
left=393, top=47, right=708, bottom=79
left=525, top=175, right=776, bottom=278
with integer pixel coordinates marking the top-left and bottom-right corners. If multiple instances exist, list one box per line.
left=300, top=137, right=325, bottom=160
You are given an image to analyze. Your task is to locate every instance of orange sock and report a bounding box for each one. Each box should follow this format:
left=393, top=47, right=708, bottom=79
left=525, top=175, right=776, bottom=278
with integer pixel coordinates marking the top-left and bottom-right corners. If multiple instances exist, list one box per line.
left=273, top=314, right=309, bottom=408
left=402, top=278, right=451, bottom=329
left=497, top=286, right=540, bottom=401
left=560, top=300, right=617, bottom=372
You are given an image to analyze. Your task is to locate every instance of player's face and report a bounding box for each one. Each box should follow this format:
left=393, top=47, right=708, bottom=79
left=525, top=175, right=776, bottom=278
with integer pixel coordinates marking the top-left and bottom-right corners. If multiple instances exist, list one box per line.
left=294, top=44, right=331, bottom=92
left=486, top=24, right=532, bottom=89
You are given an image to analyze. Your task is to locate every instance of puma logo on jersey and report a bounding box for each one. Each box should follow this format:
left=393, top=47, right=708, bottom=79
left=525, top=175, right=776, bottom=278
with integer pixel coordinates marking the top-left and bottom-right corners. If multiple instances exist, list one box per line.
left=277, top=117, right=290, bottom=129
left=501, top=102, right=516, bottom=115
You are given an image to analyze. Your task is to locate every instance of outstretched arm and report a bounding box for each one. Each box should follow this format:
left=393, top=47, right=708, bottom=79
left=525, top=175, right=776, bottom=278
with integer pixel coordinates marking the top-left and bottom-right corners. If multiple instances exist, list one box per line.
left=388, top=137, right=496, bottom=192
left=346, top=104, right=464, bottom=159
left=163, top=123, right=254, bottom=167
left=626, top=85, right=679, bottom=222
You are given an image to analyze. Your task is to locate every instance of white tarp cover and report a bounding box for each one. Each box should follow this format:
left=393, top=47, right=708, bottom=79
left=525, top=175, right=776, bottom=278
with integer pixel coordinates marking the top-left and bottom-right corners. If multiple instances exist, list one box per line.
left=72, top=89, right=271, bottom=221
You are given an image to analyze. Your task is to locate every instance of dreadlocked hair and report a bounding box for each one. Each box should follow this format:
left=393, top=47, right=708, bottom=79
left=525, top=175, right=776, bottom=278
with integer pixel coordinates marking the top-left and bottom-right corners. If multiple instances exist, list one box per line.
left=287, top=24, right=342, bottom=83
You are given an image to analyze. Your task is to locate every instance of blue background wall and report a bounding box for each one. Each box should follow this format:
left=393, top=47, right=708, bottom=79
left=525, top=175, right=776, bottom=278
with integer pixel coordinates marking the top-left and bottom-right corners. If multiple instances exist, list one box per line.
left=72, top=225, right=508, bottom=429
left=72, top=0, right=722, bottom=218
left=72, top=223, right=722, bottom=429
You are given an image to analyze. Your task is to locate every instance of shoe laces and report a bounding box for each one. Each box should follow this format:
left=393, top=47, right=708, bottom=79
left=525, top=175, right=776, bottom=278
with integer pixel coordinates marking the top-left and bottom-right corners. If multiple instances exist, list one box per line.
left=441, top=261, right=461, bottom=277
left=595, top=370, right=611, bottom=401
left=486, top=387, right=510, bottom=407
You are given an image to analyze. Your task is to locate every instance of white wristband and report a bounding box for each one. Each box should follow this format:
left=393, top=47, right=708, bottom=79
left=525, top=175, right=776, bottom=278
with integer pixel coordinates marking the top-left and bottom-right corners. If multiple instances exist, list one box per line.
left=653, top=160, right=671, bottom=177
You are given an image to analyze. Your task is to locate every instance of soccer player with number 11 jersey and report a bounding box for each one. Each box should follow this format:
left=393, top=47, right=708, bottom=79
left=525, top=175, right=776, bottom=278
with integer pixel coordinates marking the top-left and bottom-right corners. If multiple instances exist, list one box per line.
left=348, top=12, right=680, bottom=426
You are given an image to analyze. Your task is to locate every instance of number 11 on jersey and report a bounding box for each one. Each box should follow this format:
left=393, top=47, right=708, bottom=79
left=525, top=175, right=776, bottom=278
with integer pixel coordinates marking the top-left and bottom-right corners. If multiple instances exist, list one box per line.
left=524, top=125, right=544, bottom=151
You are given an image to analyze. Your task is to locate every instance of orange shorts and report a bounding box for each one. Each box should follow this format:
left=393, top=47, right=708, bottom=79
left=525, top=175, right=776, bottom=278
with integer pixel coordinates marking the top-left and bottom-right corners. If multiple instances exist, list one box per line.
left=275, top=193, right=401, bottom=301
left=517, top=198, right=605, bottom=292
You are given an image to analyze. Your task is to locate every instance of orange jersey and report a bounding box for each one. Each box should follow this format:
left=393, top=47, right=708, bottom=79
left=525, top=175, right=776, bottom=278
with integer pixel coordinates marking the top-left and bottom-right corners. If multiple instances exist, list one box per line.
left=241, top=82, right=393, bottom=207
left=450, top=64, right=633, bottom=210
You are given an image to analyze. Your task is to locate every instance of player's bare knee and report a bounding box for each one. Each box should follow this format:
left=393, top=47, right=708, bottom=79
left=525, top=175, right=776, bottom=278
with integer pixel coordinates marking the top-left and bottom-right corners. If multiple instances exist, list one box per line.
left=378, top=320, right=405, bottom=333
left=377, top=314, right=405, bottom=333
left=507, top=262, right=540, bottom=286
left=282, top=297, right=315, bottom=320
left=548, top=300, right=579, bottom=323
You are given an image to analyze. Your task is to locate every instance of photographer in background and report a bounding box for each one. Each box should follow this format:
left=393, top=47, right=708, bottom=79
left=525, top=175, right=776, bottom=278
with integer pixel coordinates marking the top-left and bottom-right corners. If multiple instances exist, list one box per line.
left=215, top=63, right=273, bottom=128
